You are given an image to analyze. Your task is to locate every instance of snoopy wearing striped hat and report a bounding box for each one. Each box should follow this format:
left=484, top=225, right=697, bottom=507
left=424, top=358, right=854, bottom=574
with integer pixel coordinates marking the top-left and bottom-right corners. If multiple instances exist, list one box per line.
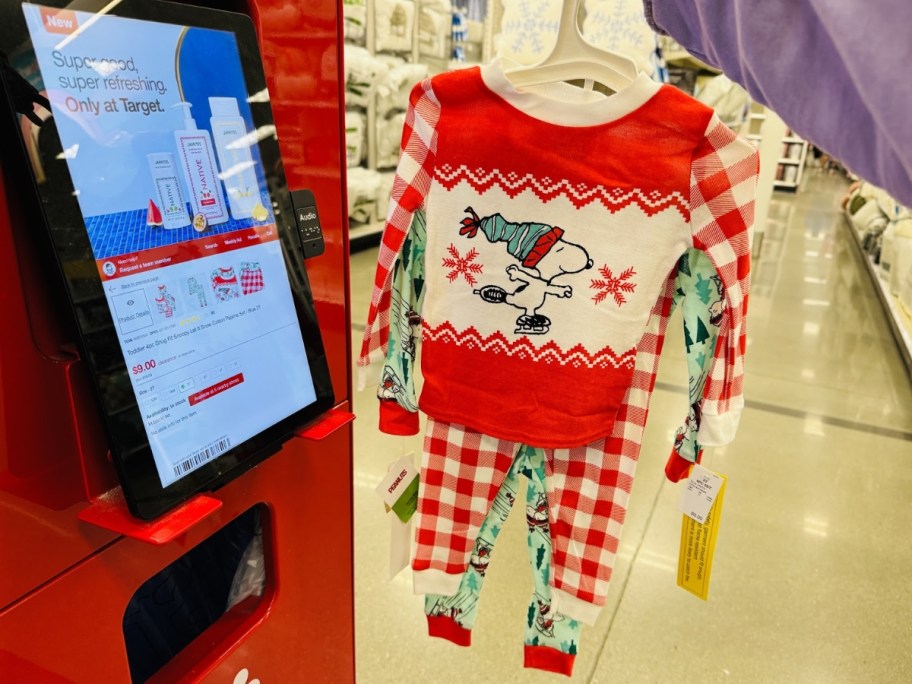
left=460, top=207, right=593, bottom=335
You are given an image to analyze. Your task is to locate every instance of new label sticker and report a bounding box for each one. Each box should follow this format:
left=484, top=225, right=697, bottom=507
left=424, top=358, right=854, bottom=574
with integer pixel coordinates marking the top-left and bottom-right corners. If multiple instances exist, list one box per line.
left=41, top=7, right=78, bottom=35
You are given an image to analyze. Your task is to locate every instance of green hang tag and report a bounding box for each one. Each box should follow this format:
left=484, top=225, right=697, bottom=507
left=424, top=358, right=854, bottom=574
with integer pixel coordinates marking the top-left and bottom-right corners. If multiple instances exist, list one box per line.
left=376, top=457, right=419, bottom=524
left=390, top=473, right=419, bottom=524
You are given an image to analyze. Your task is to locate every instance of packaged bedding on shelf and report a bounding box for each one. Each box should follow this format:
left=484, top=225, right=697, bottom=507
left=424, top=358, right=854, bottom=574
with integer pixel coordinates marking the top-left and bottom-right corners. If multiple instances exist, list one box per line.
left=376, top=58, right=429, bottom=114
left=343, top=0, right=367, bottom=44
left=378, top=170, right=396, bottom=211
left=345, top=111, right=366, bottom=168
left=377, top=111, right=407, bottom=169
left=418, top=2, right=451, bottom=59
left=419, top=0, right=450, bottom=11
left=347, top=167, right=383, bottom=223
left=891, top=217, right=912, bottom=296
left=849, top=183, right=887, bottom=232
left=375, top=0, right=415, bottom=53
left=880, top=221, right=897, bottom=281
left=695, top=74, right=749, bottom=128
left=344, top=45, right=390, bottom=107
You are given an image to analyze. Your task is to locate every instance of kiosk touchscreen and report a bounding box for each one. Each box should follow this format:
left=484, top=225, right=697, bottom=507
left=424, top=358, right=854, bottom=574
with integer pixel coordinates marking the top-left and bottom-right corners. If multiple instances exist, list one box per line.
left=0, top=0, right=334, bottom=519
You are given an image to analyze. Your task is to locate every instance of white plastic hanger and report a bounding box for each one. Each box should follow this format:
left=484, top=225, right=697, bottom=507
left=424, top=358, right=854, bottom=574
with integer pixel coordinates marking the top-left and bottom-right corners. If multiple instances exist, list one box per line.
left=503, top=0, right=639, bottom=93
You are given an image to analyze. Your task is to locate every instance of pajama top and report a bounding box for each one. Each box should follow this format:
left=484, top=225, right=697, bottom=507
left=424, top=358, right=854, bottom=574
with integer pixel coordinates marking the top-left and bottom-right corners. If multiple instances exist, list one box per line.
left=377, top=210, right=724, bottom=480
left=359, top=60, right=758, bottom=449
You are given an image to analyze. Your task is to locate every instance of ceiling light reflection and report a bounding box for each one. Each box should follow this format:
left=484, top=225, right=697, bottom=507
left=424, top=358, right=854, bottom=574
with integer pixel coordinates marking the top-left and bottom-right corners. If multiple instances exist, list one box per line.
left=803, top=516, right=829, bottom=538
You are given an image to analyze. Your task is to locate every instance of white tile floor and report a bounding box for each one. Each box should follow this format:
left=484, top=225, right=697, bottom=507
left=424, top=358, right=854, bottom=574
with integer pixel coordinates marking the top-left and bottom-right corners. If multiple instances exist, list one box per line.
left=350, top=171, right=912, bottom=682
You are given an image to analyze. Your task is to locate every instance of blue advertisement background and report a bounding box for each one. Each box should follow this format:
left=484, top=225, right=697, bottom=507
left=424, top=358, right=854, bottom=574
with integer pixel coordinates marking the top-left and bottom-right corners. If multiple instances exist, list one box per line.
left=23, top=6, right=274, bottom=259
left=83, top=27, right=273, bottom=259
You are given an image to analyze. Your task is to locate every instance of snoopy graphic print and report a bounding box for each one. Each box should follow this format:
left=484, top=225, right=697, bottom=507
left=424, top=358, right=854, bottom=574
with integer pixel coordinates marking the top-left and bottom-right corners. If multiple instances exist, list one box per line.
left=419, top=172, right=680, bottom=447
left=459, top=207, right=596, bottom=335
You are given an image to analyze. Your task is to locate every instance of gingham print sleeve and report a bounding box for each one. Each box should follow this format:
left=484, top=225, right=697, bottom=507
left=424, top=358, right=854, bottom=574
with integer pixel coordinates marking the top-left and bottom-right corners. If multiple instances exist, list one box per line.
left=377, top=210, right=428, bottom=435
left=689, top=114, right=759, bottom=446
left=358, top=78, right=441, bottom=379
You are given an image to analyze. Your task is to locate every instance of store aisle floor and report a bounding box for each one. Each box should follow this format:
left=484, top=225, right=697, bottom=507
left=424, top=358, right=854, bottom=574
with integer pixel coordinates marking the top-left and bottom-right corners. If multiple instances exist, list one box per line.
left=349, top=171, right=912, bottom=683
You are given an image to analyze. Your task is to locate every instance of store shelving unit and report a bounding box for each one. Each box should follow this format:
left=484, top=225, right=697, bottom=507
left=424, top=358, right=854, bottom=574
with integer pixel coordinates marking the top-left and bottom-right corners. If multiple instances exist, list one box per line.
left=743, top=108, right=765, bottom=140
left=344, top=0, right=426, bottom=248
left=774, top=131, right=809, bottom=191
left=345, top=1, right=493, bottom=249
left=842, top=212, right=912, bottom=379
left=744, top=107, right=809, bottom=193
left=740, top=103, right=787, bottom=238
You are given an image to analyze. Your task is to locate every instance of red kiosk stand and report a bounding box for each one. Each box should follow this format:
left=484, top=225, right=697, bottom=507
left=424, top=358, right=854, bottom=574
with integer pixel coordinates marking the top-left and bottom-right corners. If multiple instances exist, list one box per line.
left=0, top=1, right=355, bottom=681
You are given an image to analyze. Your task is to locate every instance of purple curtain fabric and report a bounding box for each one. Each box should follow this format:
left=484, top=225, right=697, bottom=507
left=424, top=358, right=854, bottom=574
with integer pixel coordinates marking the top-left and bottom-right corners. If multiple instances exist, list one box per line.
left=644, top=0, right=912, bottom=206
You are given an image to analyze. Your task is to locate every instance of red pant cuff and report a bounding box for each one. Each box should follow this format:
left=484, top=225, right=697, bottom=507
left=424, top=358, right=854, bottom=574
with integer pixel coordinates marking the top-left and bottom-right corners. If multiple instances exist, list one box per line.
left=427, top=615, right=471, bottom=647
left=524, top=644, right=575, bottom=677
left=664, top=447, right=703, bottom=483
left=379, top=400, right=420, bottom=435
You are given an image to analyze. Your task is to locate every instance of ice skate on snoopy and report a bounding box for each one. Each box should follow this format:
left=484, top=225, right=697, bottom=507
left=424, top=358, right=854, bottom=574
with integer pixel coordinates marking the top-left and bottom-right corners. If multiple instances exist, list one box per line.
left=460, top=207, right=593, bottom=335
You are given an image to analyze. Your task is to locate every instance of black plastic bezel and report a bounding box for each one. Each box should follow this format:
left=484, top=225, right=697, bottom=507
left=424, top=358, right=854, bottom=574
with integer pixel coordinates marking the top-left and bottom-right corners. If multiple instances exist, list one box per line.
left=0, top=0, right=335, bottom=520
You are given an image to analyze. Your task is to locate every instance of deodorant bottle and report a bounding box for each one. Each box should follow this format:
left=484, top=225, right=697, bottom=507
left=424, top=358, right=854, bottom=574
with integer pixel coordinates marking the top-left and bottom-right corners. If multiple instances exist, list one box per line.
left=172, top=101, right=228, bottom=226
left=209, top=96, right=259, bottom=220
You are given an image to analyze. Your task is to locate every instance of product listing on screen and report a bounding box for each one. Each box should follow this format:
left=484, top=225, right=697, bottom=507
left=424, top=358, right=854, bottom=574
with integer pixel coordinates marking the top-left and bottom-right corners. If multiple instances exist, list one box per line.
left=21, top=3, right=319, bottom=489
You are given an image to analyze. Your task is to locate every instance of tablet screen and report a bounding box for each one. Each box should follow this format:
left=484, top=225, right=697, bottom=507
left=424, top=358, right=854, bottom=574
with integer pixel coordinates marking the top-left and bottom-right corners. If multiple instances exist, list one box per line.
left=19, top=4, right=321, bottom=490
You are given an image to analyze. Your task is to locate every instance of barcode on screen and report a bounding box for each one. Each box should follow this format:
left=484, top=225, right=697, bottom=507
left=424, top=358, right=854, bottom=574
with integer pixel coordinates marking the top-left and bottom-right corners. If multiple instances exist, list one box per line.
left=172, top=436, right=231, bottom=479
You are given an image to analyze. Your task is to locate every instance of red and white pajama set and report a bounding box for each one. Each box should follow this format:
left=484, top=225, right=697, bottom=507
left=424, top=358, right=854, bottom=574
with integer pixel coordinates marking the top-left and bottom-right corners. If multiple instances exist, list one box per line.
left=359, top=60, right=758, bottom=632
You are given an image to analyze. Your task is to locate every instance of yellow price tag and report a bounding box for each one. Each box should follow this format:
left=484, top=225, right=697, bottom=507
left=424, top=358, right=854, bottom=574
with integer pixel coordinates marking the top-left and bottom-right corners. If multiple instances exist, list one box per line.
left=677, top=473, right=726, bottom=600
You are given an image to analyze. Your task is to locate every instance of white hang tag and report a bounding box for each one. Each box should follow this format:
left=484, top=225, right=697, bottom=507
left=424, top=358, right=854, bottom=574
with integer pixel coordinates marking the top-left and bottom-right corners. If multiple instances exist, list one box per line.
left=375, top=457, right=419, bottom=524
left=390, top=514, right=412, bottom=580
left=678, top=464, right=724, bottom=524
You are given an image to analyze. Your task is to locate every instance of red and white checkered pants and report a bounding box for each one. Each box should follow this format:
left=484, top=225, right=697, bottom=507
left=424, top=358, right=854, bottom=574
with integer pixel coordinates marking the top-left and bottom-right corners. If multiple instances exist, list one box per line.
left=412, top=418, right=638, bottom=626
left=411, top=272, right=674, bottom=625
left=240, top=263, right=264, bottom=295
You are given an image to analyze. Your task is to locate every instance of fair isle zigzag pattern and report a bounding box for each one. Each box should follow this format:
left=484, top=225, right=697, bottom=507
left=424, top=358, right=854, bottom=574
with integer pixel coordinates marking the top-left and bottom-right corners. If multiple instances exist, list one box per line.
left=435, top=164, right=688, bottom=216
left=422, top=321, right=636, bottom=370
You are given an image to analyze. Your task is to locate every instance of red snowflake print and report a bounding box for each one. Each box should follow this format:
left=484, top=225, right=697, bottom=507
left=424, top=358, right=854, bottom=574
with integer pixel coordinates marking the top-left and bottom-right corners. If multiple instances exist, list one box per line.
left=442, top=244, right=483, bottom=286
left=590, top=265, right=637, bottom=306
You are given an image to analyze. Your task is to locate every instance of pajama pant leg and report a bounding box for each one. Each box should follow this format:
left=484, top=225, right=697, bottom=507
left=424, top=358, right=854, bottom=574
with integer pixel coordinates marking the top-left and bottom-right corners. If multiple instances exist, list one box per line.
left=423, top=445, right=582, bottom=677
left=423, top=452, right=523, bottom=645
left=544, top=437, right=638, bottom=626
left=412, top=418, right=518, bottom=596
left=538, top=270, right=670, bottom=624
left=521, top=446, right=582, bottom=677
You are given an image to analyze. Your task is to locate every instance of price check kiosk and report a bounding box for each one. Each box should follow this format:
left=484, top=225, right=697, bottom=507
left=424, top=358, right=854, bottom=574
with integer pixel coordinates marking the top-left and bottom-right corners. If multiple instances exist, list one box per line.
left=0, top=1, right=355, bottom=681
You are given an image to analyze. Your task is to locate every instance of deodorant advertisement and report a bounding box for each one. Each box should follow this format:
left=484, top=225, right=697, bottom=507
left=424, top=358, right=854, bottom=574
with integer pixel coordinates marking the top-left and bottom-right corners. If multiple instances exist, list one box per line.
left=22, top=4, right=318, bottom=488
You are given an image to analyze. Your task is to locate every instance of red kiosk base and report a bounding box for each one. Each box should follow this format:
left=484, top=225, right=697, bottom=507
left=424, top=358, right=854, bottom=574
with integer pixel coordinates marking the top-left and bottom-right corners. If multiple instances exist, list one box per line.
left=2, top=414, right=355, bottom=682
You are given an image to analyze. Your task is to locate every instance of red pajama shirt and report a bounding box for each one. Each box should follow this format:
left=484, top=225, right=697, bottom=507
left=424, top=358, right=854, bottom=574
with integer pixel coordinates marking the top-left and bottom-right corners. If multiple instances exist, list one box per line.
left=359, top=61, right=758, bottom=624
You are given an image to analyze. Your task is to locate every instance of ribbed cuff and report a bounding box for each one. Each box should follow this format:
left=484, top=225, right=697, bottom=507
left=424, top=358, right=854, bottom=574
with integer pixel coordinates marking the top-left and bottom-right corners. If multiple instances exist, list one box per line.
left=427, top=615, right=472, bottom=647
left=379, top=400, right=420, bottom=435
left=550, top=588, right=601, bottom=626
left=697, top=407, right=743, bottom=446
left=413, top=568, right=463, bottom=596
left=524, top=644, right=575, bottom=677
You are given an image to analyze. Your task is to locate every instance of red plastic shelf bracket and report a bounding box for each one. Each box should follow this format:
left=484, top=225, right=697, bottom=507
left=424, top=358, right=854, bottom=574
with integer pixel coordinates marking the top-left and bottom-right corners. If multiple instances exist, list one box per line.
left=294, top=406, right=356, bottom=441
left=78, top=407, right=354, bottom=542
left=78, top=488, right=222, bottom=545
